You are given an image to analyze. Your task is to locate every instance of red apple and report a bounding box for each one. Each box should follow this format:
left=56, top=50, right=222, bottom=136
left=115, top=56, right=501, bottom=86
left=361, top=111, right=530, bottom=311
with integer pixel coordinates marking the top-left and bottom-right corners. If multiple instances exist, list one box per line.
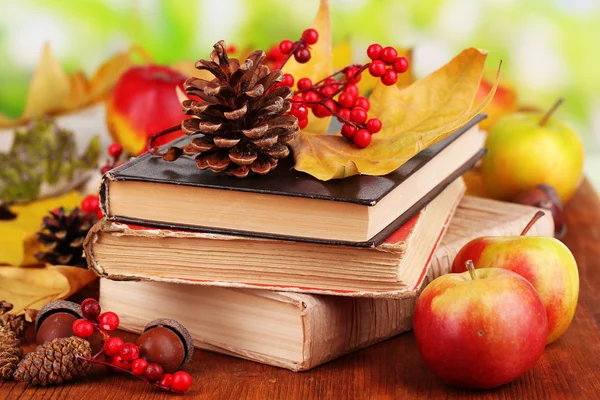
left=452, top=212, right=579, bottom=344
left=106, top=65, right=187, bottom=155
left=413, top=263, right=547, bottom=389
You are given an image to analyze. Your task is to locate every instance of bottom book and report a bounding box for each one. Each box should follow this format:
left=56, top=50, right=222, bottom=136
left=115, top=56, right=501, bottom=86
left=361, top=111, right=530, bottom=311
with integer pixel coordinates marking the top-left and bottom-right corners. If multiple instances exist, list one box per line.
left=99, top=196, right=554, bottom=371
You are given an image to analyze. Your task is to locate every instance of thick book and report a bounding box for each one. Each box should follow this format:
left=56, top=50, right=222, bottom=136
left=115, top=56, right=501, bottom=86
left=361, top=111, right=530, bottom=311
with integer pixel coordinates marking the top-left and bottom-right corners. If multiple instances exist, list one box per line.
left=99, top=197, right=554, bottom=372
left=100, top=115, right=485, bottom=245
left=86, top=179, right=466, bottom=298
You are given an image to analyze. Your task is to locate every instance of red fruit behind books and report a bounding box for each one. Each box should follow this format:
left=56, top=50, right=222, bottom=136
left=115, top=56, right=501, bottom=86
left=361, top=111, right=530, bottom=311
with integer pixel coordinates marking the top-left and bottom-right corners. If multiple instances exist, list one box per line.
left=106, top=65, right=186, bottom=155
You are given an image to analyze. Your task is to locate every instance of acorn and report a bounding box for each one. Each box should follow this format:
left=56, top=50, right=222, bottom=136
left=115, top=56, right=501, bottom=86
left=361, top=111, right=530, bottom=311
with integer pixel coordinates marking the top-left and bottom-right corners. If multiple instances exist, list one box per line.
left=136, top=319, right=194, bottom=373
left=35, top=300, right=83, bottom=345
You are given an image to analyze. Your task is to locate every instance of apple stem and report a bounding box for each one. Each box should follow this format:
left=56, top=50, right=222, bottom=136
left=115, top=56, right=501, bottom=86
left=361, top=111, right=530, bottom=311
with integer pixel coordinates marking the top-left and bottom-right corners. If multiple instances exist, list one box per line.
left=521, top=211, right=546, bottom=236
left=539, top=98, right=564, bottom=127
left=147, top=124, right=182, bottom=153
left=465, top=260, right=477, bottom=280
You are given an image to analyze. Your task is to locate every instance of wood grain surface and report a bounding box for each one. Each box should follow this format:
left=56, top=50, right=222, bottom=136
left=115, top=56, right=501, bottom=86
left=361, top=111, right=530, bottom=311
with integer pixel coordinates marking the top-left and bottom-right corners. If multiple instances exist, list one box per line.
left=2, top=180, right=599, bottom=399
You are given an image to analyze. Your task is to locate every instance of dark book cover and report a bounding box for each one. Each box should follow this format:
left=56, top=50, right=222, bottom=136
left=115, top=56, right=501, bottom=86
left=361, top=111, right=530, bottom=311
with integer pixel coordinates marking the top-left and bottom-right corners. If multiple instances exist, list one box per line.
left=101, top=115, right=485, bottom=247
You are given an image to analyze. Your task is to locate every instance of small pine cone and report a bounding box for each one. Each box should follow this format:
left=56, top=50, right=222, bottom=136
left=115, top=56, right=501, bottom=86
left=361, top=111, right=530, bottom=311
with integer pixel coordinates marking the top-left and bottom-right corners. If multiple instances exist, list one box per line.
left=162, top=40, right=299, bottom=178
left=35, top=207, right=95, bottom=268
left=13, top=336, right=91, bottom=386
left=0, top=326, right=23, bottom=380
left=0, top=314, right=26, bottom=339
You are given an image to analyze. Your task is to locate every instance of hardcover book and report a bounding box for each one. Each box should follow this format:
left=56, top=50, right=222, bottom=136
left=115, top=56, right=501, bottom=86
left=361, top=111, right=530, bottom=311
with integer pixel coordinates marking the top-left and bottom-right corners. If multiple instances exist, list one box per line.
left=100, top=115, right=485, bottom=245
left=99, top=196, right=554, bottom=372
left=86, top=179, right=466, bottom=298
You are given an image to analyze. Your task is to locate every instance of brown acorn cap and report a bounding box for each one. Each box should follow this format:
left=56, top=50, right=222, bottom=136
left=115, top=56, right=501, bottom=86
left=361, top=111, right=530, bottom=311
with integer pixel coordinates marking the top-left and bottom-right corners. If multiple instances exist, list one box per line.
left=144, top=318, right=194, bottom=367
left=35, top=300, right=83, bottom=332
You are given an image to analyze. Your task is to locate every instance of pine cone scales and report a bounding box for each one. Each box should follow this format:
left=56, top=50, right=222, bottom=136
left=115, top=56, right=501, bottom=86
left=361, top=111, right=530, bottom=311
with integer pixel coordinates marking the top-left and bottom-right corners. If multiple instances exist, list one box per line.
left=0, top=326, right=22, bottom=380
left=35, top=207, right=95, bottom=268
left=13, top=336, right=91, bottom=386
left=163, top=40, right=299, bottom=178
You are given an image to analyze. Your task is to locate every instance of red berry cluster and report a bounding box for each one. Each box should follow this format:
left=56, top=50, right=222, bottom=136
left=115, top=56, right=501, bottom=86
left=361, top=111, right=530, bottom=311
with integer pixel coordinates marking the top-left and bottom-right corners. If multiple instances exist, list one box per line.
left=81, top=194, right=103, bottom=220
left=100, top=143, right=124, bottom=175
left=273, top=31, right=409, bottom=148
left=366, top=44, right=408, bottom=86
left=279, top=28, right=319, bottom=65
left=73, top=298, right=192, bottom=393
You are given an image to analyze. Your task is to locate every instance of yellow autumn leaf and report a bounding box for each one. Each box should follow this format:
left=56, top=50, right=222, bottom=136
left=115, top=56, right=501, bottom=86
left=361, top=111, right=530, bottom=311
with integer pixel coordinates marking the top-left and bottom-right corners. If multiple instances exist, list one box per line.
left=291, top=48, right=499, bottom=180
left=332, top=40, right=353, bottom=70
left=358, top=48, right=415, bottom=95
left=283, top=0, right=332, bottom=134
left=22, top=43, right=71, bottom=119
left=0, top=265, right=96, bottom=313
left=0, top=191, right=83, bottom=266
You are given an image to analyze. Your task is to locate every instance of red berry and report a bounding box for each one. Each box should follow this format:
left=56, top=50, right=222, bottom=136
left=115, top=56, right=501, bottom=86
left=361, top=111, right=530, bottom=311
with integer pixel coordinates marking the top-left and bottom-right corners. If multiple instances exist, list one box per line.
left=324, top=77, right=339, bottom=91
left=341, top=124, right=357, bottom=139
left=226, top=45, right=237, bottom=54
left=159, top=373, right=174, bottom=389
left=353, top=129, right=372, bottom=148
left=393, top=56, right=409, bottom=73
left=303, top=91, right=319, bottom=105
left=131, top=358, right=149, bottom=376
left=171, top=371, right=193, bottom=392
left=291, top=94, right=303, bottom=102
left=367, top=43, right=383, bottom=60
left=279, top=40, right=294, bottom=54
left=302, top=28, right=319, bottom=45
left=381, top=69, right=398, bottom=86
left=344, top=84, right=359, bottom=97
left=81, top=195, right=99, bottom=213
left=104, top=337, right=125, bottom=357
left=297, top=77, right=312, bottom=90
left=350, top=107, right=368, bottom=124
left=381, top=46, right=398, bottom=64
left=291, top=105, right=308, bottom=119
left=98, top=311, right=120, bottom=331
left=112, top=355, right=131, bottom=370
left=366, top=118, right=382, bottom=134
left=120, top=342, right=140, bottom=362
left=368, top=60, right=386, bottom=77
left=354, top=96, right=370, bottom=111
left=320, top=85, right=337, bottom=97
left=96, top=208, right=103, bottom=220
left=72, top=319, right=94, bottom=338
left=294, top=47, right=311, bottom=63
left=298, top=118, right=309, bottom=129
left=345, top=67, right=361, bottom=84
left=108, top=143, right=123, bottom=159
left=281, top=73, right=294, bottom=87
left=81, top=298, right=101, bottom=320
left=338, top=92, right=355, bottom=108
left=337, top=107, right=351, bottom=123
left=145, top=363, right=164, bottom=382
left=324, top=99, right=336, bottom=114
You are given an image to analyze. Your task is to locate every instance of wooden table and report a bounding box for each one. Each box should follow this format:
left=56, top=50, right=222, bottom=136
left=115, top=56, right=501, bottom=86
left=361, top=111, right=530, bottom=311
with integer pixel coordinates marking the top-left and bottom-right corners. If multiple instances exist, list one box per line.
left=2, top=180, right=599, bottom=399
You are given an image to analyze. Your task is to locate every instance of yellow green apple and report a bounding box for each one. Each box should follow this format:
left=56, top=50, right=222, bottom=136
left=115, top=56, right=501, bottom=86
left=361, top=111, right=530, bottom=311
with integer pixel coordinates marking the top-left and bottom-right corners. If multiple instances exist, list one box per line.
left=451, top=212, right=579, bottom=344
left=482, top=99, right=584, bottom=203
left=413, top=264, right=547, bottom=389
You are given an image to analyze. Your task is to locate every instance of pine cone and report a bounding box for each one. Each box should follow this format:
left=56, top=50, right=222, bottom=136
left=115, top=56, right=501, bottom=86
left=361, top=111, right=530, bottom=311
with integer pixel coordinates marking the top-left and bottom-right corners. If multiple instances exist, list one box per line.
left=0, top=326, right=23, bottom=380
left=162, top=40, right=299, bottom=178
left=35, top=207, right=95, bottom=268
left=13, top=336, right=91, bottom=386
left=0, top=301, right=37, bottom=339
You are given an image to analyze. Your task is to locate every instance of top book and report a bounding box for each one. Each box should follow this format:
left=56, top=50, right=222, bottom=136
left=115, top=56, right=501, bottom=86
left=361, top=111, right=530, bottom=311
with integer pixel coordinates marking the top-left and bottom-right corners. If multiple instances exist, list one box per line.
left=101, top=115, right=485, bottom=245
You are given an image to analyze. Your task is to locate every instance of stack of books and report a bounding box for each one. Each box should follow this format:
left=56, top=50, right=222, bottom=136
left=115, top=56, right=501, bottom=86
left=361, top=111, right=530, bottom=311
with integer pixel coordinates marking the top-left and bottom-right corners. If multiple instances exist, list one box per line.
left=85, top=117, right=554, bottom=371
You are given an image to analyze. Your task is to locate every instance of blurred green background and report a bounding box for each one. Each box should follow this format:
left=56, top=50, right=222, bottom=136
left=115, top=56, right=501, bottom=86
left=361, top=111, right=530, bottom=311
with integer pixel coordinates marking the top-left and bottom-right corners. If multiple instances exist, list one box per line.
left=0, top=0, right=598, bottom=187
